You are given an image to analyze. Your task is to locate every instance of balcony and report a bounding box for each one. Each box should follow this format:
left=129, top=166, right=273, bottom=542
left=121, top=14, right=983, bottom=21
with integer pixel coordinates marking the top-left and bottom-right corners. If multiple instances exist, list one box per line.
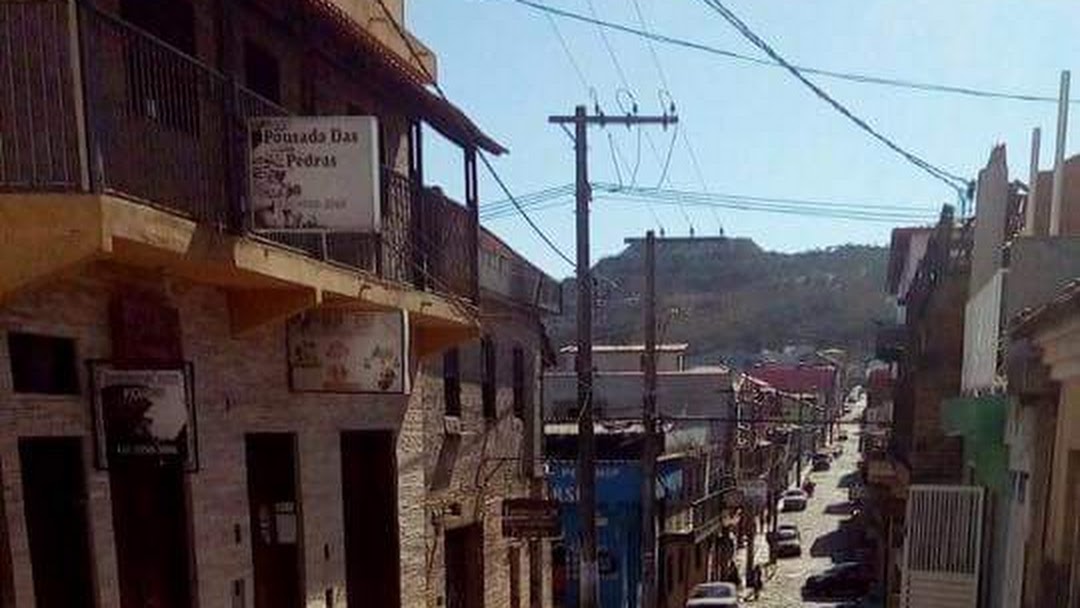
left=479, top=231, right=562, bottom=313
left=0, top=1, right=477, bottom=307
left=663, top=489, right=726, bottom=540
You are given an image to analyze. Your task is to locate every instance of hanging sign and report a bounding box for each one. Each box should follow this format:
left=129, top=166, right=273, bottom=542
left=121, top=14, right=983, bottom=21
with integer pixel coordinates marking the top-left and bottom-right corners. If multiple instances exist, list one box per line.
left=249, top=116, right=381, bottom=232
left=287, top=309, right=409, bottom=394
left=89, top=363, right=197, bottom=470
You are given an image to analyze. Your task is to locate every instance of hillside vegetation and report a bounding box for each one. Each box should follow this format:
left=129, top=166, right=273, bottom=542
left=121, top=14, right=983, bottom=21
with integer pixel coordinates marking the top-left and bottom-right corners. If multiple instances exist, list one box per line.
left=549, top=237, right=891, bottom=365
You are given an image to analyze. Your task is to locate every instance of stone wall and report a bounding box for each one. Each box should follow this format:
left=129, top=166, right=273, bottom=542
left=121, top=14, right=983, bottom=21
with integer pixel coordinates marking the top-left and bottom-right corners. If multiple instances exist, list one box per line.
left=0, top=264, right=428, bottom=608
left=421, top=301, right=553, bottom=608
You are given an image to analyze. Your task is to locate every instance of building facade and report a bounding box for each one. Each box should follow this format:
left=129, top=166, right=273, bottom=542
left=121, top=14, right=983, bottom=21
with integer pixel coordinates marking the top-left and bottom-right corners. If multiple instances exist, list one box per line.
left=0, top=0, right=552, bottom=607
left=422, top=230, right=560, bottom=608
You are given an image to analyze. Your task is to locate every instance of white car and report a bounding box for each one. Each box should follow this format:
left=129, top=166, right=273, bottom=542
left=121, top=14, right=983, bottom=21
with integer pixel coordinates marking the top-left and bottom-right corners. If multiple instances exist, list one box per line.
left=781, top=488, right=809, bottom=511
left=686, top=582, right=739, bottom=606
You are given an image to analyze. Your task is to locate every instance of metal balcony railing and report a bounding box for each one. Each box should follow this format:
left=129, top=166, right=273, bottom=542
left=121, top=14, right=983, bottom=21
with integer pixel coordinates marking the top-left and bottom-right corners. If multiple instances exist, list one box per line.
left=0, top=0, right=477, bottom=302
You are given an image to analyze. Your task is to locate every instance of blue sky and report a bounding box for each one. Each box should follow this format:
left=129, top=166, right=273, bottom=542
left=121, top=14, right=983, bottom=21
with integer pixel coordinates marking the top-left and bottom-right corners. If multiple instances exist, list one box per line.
left=408, top=0, right=1079, bottom=278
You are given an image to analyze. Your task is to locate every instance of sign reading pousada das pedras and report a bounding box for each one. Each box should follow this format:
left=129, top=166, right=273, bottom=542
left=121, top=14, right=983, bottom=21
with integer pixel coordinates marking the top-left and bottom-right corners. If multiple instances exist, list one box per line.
left=287, top=309, right=410, bottom=394
left=249, top=116, right=380, bottom=232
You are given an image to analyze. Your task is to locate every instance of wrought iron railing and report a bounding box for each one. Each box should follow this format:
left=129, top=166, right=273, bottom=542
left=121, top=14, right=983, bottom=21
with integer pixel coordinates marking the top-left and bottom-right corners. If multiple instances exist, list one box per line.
left=0, top=0, right=477, bottom=302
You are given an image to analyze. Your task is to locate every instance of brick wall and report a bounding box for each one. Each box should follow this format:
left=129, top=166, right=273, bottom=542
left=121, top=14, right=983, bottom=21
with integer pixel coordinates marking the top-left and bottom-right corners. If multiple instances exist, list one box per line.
left=421, top=302, right=553, bottom=608
left=0, top=265, right=432, bottom=607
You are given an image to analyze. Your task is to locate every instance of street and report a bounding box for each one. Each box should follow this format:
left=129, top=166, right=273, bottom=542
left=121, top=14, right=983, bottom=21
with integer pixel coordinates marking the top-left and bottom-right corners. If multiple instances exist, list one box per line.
left=738, top=426, right=867, bottom=607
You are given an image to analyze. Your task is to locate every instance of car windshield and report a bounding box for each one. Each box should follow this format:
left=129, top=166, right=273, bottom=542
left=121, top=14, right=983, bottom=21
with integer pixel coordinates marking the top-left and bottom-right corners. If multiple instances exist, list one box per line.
left=784, top=490, right=803, bottom=497
left=776, top=529, right=798, bottom=540
left=691, top=584, right=735, bottom=599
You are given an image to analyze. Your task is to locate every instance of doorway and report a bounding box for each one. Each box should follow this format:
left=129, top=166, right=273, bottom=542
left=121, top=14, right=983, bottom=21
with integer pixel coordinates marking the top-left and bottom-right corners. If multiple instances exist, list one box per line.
left=445, top=524, right=484, bottom=608
left=246, top=433, right=302, bottom=608
left=18, top=438, right=94, bottom=608
left=110, top=460, right=192, bottom=608
left=341, top=431, right=400, bottom=608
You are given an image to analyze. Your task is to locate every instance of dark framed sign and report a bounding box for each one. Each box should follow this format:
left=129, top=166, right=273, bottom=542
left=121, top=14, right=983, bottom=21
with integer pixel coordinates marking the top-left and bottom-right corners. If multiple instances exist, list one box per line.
left=502, top=498, right=561, bottom=538
left=88, top=361, right=198, bottom=471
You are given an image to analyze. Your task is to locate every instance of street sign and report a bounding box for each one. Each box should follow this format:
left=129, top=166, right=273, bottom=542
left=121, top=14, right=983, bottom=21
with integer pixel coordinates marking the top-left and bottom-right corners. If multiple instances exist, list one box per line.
left=501, top=498, right=561, bottom=538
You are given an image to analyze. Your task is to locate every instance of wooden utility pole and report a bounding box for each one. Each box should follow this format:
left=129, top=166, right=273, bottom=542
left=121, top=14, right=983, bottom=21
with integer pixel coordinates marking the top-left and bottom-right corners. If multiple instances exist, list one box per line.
left=548, top=107, right=676, bottom=608
left=641, top=230, right=658, bottom=608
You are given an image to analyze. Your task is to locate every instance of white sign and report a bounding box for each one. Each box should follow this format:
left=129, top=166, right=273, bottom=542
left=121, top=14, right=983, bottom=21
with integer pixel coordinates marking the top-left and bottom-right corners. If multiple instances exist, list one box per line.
left=288, top=309, right=409, bottom=393
left=90, top=364, right=197, bottom=469
left=249, top=116, right=381, bottom=232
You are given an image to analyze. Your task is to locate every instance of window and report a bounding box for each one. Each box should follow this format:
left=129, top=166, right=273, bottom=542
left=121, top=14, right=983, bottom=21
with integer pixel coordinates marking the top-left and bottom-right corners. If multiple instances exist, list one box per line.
left=481, top=337, right=496, bottom=420
left=7, top=332, right=79, bottom=395
left=512, top=346, right=526, bottom=419
left=243, top=39, right=281, bottom=104
left=444, top=349, right=461, bottom=417
left=1016, top=471, right=1028, bottom=504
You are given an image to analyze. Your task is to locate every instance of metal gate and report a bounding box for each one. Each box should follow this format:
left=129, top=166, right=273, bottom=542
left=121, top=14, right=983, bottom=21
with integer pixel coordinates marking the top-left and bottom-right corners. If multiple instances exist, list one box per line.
left=900, top=484, right=985, bottom=608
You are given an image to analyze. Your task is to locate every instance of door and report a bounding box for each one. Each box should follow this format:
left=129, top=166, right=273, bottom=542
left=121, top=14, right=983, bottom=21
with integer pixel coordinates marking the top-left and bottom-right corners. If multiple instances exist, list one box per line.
left=445, top=524, right=484, bottom=608
left=19, top=438, right=94, bottom=608
left=110, top=460, right=192, bottom=608
left=341, top=431, right=400, bottom=608
left=246, top=434, right=302, bottom=608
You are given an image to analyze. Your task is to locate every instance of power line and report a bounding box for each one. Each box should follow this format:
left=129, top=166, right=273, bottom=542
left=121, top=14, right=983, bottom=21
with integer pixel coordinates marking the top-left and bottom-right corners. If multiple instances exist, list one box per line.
left=585, top=0, right=632, bottom=90
left=630, top=0, right=670, bottom=92
left=545, top=12, right=591, bottom=93
left=696, top=0, right=967, bottom=195
left=582, top=0, right=692, bottom=233
left=597, top=183, right=941, bottom=213
left=481, top=189, right=939, bottom=223
left=482, top=181, right=941, bottom=218
left=628, top=0, right=717, bottom=235
left=602, top=195, right=937, bottom=223
left=479, top=153, right=579, bottom=268
left=374, top=0, right=578, bottom=270
left=503, top=0, right=1073, bottom=106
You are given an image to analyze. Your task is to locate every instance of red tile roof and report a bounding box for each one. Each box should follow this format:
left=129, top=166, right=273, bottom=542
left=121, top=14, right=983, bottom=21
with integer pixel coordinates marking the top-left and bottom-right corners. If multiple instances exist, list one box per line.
left=747, top=364, right=837, bottom=395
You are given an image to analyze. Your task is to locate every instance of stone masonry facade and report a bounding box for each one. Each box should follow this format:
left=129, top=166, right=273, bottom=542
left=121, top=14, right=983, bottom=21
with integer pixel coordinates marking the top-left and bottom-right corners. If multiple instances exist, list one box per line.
left=0, top=264, right=439, bottom=608
left=421, top=298, right=553, bottom=608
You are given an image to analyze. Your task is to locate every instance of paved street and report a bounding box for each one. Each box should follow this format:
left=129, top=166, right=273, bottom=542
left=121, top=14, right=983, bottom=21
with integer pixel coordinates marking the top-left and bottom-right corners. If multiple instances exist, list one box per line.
left=737, top=426, right=866, bottom=607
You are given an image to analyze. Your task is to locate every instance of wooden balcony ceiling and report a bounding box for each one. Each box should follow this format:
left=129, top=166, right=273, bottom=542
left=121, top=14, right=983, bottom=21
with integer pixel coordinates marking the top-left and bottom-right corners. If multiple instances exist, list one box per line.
left=0, top=193, right=476, bottom=340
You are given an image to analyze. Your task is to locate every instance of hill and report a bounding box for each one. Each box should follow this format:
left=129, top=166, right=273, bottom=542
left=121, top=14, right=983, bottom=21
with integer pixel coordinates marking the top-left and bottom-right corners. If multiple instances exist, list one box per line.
left=548, top=236, right=891, bottom=366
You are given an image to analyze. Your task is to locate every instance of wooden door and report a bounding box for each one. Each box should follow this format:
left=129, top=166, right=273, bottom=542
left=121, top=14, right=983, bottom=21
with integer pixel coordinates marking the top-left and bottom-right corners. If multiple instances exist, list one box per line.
left=341, top=431, right=400, bottom=608
left=445, top=524, right=484, bottom=608
left=246, top=434, right=302, bottom=608
left=19, top=438, right=94, bottom=608
left=110, top=461, right=192, bottom=608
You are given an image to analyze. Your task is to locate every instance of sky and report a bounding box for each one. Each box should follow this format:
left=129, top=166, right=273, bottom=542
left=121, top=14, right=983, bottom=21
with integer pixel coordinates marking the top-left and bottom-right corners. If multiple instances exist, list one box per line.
left=406, top=0, right=1080, bottom=278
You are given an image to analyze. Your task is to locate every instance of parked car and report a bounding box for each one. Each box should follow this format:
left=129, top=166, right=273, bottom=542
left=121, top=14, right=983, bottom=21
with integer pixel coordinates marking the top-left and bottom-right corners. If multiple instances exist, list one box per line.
left=686, top=582, right=739, bottom=606
left=767, top=524, right=802, bottom=558
left=780, top=488, right=808, bottom=511
left=801, top=562, right=874, bottom=601
left=812, top=453, right=832, bottom=471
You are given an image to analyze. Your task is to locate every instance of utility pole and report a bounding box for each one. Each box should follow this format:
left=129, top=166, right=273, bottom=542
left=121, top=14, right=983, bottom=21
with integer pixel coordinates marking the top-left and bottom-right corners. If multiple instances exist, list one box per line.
left=548, top=106, right=676, bottom=608
left=1051, top=70, right=1070, bottom=236
left=641, top=230, right=658, bottom=608
left=795, top=400, right=804, bottom=484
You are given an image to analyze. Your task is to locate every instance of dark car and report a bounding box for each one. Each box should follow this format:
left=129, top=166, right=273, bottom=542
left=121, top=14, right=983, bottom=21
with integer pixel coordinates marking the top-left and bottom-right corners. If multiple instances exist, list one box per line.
left=801, top=562, right=873, bottom=601
left=767, top=525, right=802, bottom=559
left=812, top=453, right=832, bottom=471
